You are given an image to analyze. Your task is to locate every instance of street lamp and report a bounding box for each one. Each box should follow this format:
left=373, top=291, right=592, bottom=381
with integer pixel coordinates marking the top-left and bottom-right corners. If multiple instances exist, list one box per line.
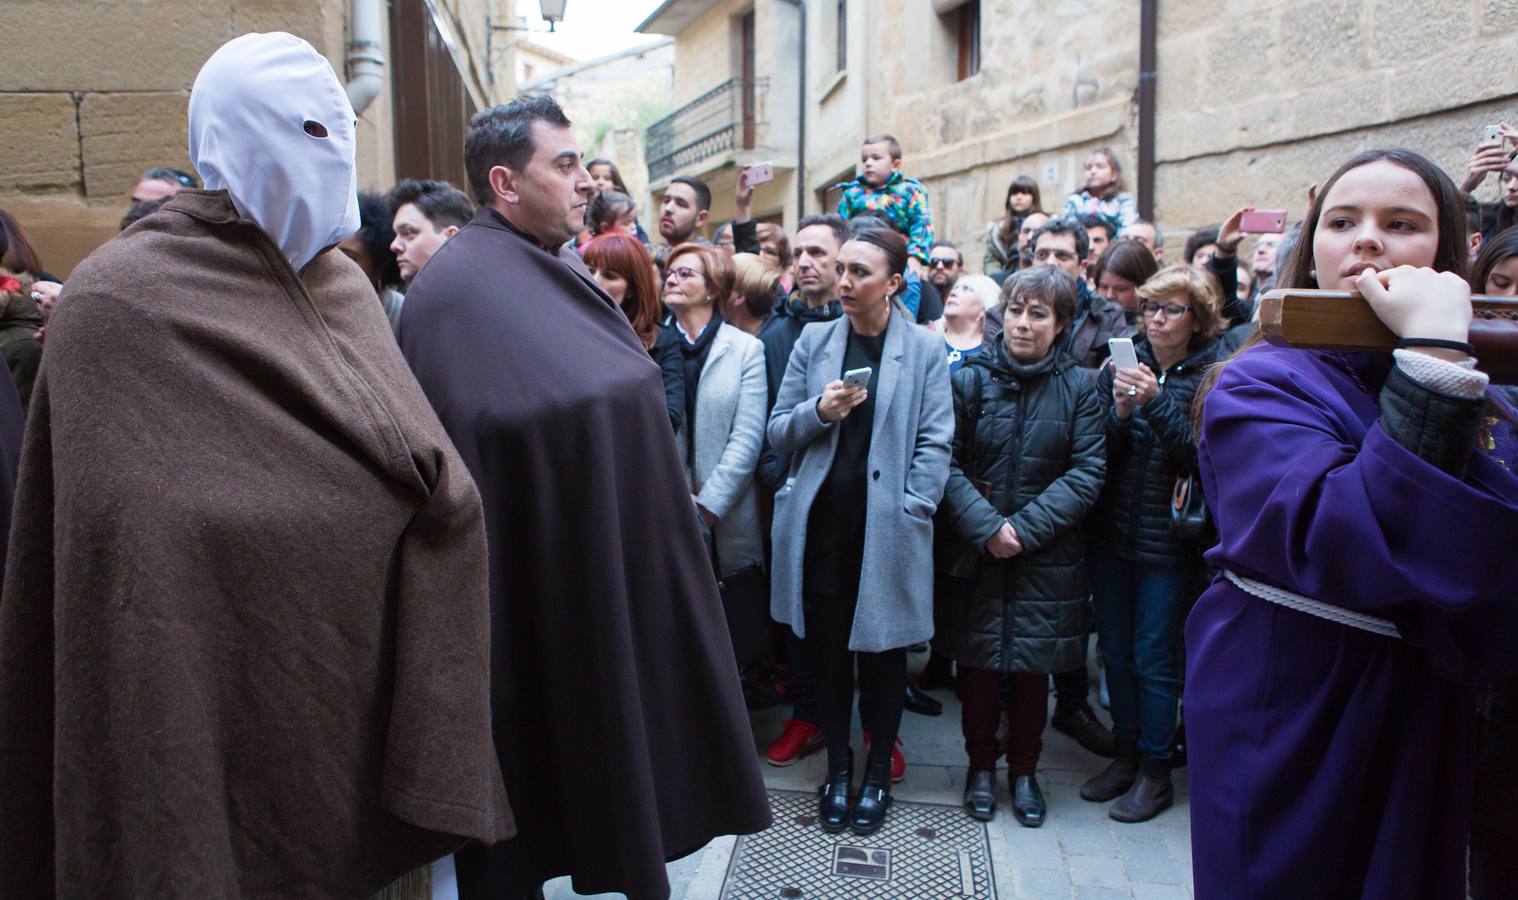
left=537, top=0, right=567, bottom=31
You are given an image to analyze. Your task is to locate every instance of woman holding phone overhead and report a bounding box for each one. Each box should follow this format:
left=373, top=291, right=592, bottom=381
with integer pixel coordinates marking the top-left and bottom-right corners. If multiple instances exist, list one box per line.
left=768, top=224, right=953, bottom=838
left=1187, top=149, right=1518, bottom=900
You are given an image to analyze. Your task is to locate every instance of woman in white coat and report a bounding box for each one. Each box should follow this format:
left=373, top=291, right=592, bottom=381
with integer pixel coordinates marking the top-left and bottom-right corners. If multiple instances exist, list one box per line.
left=662, top=243, right=768, bottom=582
left=767, top=225, right=953, bottom=837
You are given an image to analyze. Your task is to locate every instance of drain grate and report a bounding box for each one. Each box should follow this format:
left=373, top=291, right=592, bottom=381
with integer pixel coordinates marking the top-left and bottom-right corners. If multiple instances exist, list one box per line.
left=720, top=790, right=996, bottom=899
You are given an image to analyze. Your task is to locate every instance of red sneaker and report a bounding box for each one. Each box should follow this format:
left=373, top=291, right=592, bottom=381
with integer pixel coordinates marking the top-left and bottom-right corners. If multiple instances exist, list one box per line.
left=863, top=732, right=907, bottom=783
left=766, top=719, right=824, bottom=766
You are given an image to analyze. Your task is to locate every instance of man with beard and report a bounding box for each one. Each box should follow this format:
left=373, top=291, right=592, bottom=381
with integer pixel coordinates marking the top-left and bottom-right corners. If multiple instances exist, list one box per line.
left=397, top=95, right=771, bottom=900
left=927, top=241, right=964, bottom=294
left=657, top=175, right=713, bottom=250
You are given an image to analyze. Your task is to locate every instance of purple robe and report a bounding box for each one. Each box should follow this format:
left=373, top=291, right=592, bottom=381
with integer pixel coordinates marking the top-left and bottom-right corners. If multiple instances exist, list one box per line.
left=1186, top=344, right=1518, bottom=900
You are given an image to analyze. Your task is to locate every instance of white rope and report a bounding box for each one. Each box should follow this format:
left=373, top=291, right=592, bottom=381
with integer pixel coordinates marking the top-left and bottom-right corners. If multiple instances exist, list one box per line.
left=1224, top=570, right=1402, bottom=639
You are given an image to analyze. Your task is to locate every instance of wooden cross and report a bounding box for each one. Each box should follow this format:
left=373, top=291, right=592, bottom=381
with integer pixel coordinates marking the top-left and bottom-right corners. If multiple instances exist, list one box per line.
left=1257, top=289, right=1518, bottom=384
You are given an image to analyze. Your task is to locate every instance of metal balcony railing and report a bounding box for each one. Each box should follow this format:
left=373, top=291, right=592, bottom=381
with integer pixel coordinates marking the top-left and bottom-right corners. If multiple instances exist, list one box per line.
left=646, top=78, right=769, bottom=182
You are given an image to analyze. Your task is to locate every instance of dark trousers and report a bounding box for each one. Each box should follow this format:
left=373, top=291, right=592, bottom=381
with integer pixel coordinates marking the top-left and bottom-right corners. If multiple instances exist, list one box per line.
left=1052, top=645, right=1090, bottom=709
left=785, top=627, right=818, bottom=723
left=959, top=666, right=1048, bottom=774
left=1088, top=551, right=1190, bottom=760
left=805, top=589, right=906, bottom=769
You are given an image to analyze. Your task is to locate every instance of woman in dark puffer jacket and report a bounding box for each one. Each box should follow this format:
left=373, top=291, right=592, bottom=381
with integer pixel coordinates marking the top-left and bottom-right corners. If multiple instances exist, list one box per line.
left=937, top=265, right=1106, bottom=828
left=1080, top=264, right=1224, bottom=824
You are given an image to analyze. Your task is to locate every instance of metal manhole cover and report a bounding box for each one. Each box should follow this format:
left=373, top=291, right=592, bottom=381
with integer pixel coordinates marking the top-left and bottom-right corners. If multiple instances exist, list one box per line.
left=720, top=790, right=996, bottom=899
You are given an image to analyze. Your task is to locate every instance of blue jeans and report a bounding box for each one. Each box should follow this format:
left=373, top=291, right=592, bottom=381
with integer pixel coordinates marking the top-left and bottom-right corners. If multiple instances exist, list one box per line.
left=1088, top=551, right=1192, bottom=760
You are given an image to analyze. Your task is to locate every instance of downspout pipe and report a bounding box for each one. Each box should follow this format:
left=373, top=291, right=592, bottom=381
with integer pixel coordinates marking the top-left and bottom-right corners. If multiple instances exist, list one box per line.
left=1137, top=0, right=1157, bottom=220
left=346, top=0, right=386, bottom=117
left=780, top=0, right=807, bottom=219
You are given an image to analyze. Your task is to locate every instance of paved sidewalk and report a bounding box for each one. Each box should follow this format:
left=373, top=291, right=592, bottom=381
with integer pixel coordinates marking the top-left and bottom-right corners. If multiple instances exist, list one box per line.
left=546, top=657, right=1193, bottom=899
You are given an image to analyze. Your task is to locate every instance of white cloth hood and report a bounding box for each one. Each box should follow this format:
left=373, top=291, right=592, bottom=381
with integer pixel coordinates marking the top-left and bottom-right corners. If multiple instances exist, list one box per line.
left=189, top=32, right=361, bottom=273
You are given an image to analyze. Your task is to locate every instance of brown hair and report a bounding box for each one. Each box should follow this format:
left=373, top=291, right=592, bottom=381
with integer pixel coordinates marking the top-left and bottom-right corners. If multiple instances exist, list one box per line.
left=1092, top=239, right=1158, bottom=291
left=0, top=209, right=43, bottom=278
left=1088, top=147, right=1127, bottom=198
left=864, top=133, right=903, bottom=160
left=583, top=232, right=661, bottom=350
left=756, top=222, right=791, bottom=268
left=667, top=242, right=735, bottom=306
left=1135, top=264, right=1226, bottom=350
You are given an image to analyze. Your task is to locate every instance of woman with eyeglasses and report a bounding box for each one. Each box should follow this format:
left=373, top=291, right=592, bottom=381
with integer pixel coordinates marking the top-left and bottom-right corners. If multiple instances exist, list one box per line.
left=1079, top=264, right=1225, bottom=824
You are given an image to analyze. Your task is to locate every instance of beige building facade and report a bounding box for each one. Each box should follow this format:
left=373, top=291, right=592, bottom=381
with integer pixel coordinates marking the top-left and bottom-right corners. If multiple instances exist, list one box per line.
left=638, top=0, right=803, bottom=237
left=624, top=0, right=1518, bottom=268
left=1, top=0, right=514, bottom=278
left=803, top=0, right=1518, bottom=270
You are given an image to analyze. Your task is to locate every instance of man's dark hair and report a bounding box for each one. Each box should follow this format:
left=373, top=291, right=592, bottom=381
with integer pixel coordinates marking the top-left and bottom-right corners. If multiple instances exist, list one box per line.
left=864, top=133, right=903, bottom=161
left=387, top=179, right=474, bottom=229
left=930, top=240, right=962, bottom=265
left=1077, top=213, right=1112, bottom=241
left=464, top=95, right=572, bottom=206
left=1185, top=226, right=1220, bottom=265
left=667, top=175, right=711, bottom=213
left=142, top=166, right=199, bottom=189
left=120, top=195, right=173, bottom=230
left=354, top=191, right=403, bottom=288
left=1032, top=217, right=1090, bottom=262
left=797, top=213, right=849, bottom=248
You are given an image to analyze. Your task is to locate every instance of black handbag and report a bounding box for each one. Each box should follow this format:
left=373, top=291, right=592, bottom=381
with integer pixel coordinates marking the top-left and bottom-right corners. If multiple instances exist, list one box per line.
left=708, top=530, right=774, bottom=665
left=1170, top=467, right=1213, bottom=542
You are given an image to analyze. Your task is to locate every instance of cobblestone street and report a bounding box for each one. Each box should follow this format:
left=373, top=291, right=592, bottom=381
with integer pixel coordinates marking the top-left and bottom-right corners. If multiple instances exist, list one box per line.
left=545, top=654, right=1193, bottom=899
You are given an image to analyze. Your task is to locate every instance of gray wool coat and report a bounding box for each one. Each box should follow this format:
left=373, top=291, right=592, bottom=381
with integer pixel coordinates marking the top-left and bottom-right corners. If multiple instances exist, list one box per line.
left=767, top=308, right=954, bottom=652
left=675, top=322, right=768, bottom=575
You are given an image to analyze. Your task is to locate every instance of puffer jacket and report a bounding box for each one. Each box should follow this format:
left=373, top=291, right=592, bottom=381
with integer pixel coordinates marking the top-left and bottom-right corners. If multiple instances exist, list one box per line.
left=0, top=286, right=43, bottom=411
left=935, top=343, right=1106, bottom=673
left=984, top=279, right=1132, bottom=373
left=1086, top=336, right=1220, bottom=566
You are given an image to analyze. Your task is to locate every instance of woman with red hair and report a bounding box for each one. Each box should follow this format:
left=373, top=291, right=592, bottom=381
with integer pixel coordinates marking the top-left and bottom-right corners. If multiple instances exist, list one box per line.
left=584, top=231, right=684, bottom=433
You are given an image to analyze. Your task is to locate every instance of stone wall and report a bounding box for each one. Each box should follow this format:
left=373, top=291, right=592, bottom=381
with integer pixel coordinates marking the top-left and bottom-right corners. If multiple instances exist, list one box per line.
left=0, top=0, right=503, bottom=278
left=841, top=0, right=1518, bottom=272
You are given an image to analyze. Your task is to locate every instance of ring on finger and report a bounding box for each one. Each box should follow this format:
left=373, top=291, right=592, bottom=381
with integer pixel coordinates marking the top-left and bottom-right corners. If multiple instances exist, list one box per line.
left=1127, top=385, right=1138, bottom=396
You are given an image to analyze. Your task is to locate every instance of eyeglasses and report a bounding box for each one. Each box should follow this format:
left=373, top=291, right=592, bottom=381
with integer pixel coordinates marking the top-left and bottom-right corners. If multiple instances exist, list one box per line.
left=929, top=258, right=961, bottom=269
left=1140, top=301, right=1192, bottom=320
left=667, top=266, right=701, bottom=282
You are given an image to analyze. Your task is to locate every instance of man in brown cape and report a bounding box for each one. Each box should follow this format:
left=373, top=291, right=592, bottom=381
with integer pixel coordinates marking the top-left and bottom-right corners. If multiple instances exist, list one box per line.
left=397, top=96, right=772, bottom=900
left=0, top=33, right=512, bottom=898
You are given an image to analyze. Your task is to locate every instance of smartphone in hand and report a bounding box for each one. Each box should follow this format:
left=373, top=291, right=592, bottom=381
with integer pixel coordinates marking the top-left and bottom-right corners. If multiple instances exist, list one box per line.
left=1108, top=337, right=1139, bottom=372
left=1239, top=209, right=1287, bottom=234
left=747, top=162, right=775, bottom=186
left=842, top=366, right=872, bottom=389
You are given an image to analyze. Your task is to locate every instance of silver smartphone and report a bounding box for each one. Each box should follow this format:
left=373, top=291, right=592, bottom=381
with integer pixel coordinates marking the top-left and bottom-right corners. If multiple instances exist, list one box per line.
left=842, top=366, right=872, bottom=389
left=1483, top=124, right=1502, bottom=144
left=1108, top=337, right=1139, bottom=372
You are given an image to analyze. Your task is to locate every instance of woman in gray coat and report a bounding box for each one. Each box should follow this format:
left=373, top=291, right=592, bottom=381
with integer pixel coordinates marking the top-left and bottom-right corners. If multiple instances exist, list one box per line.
left=936, top=266, right=1106, bottom=828
left=768, top=226, right=953, bottom=837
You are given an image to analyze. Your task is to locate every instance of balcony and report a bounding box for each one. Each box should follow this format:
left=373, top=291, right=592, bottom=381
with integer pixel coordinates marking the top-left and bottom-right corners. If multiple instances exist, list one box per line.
left=646, top=77, right=769, bottom=182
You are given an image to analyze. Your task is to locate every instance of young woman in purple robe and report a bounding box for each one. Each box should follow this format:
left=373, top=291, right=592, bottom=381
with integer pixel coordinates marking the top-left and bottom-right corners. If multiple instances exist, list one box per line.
left=1186, top=149, right=1518, bottom=900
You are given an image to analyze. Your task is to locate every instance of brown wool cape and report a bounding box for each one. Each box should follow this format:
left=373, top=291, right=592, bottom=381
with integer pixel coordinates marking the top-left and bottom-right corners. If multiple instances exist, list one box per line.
left=398, top=208, right=773, bottom=900
left=0, top=191, right=513, bottom=898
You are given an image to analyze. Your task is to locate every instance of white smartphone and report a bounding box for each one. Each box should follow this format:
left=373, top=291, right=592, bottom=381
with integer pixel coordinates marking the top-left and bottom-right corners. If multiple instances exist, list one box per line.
left=747, top=162, right=775, bottom=186
left=1108, top=337, right=1139, bottom=372
left=1482, top=124, right=1502, bottom=144
left=842, top=366, right=872, bottom=389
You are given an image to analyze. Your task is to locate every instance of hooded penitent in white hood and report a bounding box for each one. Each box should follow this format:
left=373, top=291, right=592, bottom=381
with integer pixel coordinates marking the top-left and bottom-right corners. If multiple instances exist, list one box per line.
left=188, top=32, right=361, bottom=273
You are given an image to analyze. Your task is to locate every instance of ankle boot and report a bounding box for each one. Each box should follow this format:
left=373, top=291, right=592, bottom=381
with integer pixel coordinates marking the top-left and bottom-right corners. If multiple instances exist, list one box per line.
left=818, top=754, right=853, bottom=833
left=850, top=759, right=893, bottom=836
left=1010, top=773, right=1045, bottom=828
left=1109, top=756, right=1173, bottom=823
left=963, top=768, right=996, bottom=821
left=1080, top=737, right=1138, bottom=802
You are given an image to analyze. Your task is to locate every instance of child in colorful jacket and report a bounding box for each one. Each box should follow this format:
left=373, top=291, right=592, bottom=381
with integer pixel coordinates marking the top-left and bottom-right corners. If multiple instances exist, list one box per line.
left=837, top=134, right=936, bottom=266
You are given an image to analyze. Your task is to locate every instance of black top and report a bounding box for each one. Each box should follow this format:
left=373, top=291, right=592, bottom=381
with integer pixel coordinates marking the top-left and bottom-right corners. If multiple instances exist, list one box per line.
left=671, top=315, right=722, bottom=447
left=805, top=327, right=886, bottom=597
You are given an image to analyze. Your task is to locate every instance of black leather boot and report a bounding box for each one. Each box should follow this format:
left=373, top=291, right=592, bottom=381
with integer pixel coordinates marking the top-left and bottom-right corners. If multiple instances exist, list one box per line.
left=850, top=759, right=893, bottom=836
left=1080, top=737, right=1138, bottom=802
left=1051, top=701, right=1116, bottom=757
left=904, top=682, right=944, bottom=716
left=1010, top=773, right=1045, bottom=828
left=963, top=769, right=996, bottom=821
left=818, top=753, right=852, bottom=833
left=1109, top=757, right=1173, bottom=823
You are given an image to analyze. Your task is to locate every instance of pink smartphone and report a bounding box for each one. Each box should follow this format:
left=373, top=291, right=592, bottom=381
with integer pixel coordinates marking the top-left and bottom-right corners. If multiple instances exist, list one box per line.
left=1239, top=209, right=1286, bottom=234
left=747, top=162, right=774, bottom=186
